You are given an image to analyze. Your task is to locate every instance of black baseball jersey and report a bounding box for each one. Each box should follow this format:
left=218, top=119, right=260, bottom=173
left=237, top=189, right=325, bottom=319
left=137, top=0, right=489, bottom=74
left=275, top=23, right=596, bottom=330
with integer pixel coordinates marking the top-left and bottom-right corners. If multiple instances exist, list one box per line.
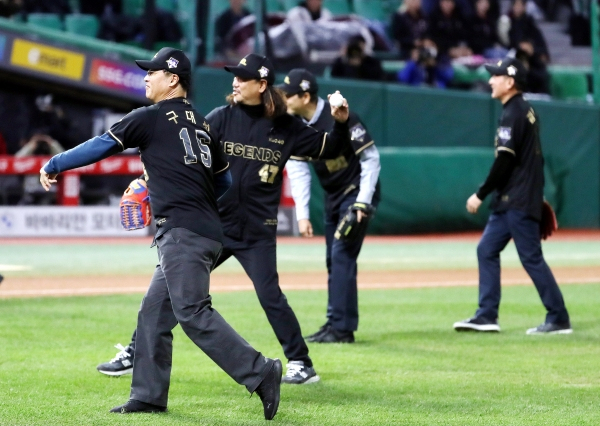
left=108, top=97, right=228, bottom=242
left=292, top=101, right=380, bottom=210
left=490, top=94, right=544, bottom=221
left=206, top=102, right=347, bottom=240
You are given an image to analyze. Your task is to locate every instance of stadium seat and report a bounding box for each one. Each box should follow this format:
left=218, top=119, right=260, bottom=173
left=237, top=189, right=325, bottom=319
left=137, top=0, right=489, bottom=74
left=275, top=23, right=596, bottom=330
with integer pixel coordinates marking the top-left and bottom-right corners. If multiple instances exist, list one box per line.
left=266, top=0, right=285, bottom=12
left=323, top=0, right=353, bottom=15
left=64, top=14, right=100, bottom=38
left=353, top=0, right=391, bottom=21
left=123, top=0, right=145, bottom=16
left=283, top=0, right=351, bottom=14
left=549, top=69, right=589, bottom=101
left=174, top=0, right=196, bottom=60
left=156, top=0, right=178, bottom=13
left=27, top=13, right=63, bottom=31
left=68, top=0, right=80, bottom=13
left=247, top=0, right=285, bottom=12
left=282, top=0, right=299, bottom=10
left=206, top=0, right=233, bottom=60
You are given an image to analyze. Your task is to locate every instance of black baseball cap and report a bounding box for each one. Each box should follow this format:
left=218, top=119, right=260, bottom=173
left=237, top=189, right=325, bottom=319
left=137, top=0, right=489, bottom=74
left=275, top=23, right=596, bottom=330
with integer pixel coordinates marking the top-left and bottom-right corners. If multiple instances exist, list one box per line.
left=277, top=68, right=319, bottom=96
left=484, top=57, right=527, bottom=87
left=135, top=47, right=191, bottom=76
left=224, top=53, right=275, bottom=85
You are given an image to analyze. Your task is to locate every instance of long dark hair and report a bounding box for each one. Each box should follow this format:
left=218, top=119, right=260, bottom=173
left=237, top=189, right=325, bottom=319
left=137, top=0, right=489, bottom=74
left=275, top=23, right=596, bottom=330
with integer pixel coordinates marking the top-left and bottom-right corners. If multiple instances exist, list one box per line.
left=262, top=86, right=288, bottom=118
left=226, top=83, right=287, bottom=119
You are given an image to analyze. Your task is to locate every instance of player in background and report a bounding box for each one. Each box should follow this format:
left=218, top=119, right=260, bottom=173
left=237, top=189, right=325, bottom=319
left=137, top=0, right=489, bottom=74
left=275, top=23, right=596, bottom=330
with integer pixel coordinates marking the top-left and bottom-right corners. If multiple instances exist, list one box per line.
left=279, top=69, right=381, bottom=343
left=97, top=53, right=353, bottom=385
left=453, top=57, right=571, bottom=335
left=40, top=48, right=282, bottom=420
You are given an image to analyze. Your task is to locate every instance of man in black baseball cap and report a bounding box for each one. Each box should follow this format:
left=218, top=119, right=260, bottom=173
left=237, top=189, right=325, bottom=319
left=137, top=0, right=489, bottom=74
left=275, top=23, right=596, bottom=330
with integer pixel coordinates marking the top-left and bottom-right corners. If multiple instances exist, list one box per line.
left=277, top=68, right=318, bottom=96
left=135, top=47, right=192, bottom=102
left=455, top=53, right=572, bottom=336
left=224, top=53, right=275, bottom=85
left=484, top=57, right=527, bottom=91
left=135, top=47, right=192, bottom=76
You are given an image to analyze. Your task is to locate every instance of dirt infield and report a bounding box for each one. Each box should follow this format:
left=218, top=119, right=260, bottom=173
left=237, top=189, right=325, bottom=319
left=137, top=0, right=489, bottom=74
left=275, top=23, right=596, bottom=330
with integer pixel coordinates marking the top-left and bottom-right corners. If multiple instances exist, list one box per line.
left=1, top=266, right=600, bottom=298
left=1, top=230, right=599, bottom=298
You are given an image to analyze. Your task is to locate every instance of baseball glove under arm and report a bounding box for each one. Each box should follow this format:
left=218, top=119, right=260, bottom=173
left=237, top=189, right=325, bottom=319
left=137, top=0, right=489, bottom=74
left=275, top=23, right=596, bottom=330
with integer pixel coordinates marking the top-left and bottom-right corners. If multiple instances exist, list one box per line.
left=334, top=202, right=373, bottom=243
left=120, top=178, right=151, bottom=231
left=540, top=200, right=557, bottom=240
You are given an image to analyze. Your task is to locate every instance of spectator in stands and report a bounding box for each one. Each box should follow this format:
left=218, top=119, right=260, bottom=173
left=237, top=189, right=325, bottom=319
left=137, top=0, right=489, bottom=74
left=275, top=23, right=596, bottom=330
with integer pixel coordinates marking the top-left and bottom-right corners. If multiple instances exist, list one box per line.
left=498, top=0, right=549, bottom=63
left=0, top=0, right=21, bottom=17
left=22, top=0, right=70, bottom=16
left=516, top=41, right=550, bottom=94
left=467, top=0, right=505, bottom=58
left=428, top=0, right=472, bottom=59
left=287, top=0, right=332, bottom=22
left=396, top=37, right=454, bottom=88
left=29, top=94, right=76, bottom=149
left=85, top=0, right=180, bottom=46
left=391, top=0, right=429, bottom=60
left=15, top=133, right=64, bottom=205
left=79, top=0, right=121, bottom=16
left=85, top=0, right=143, bottom=43
left=331, top=35, right=384, bottom=81
left=215, top=0, right=251, bottom=56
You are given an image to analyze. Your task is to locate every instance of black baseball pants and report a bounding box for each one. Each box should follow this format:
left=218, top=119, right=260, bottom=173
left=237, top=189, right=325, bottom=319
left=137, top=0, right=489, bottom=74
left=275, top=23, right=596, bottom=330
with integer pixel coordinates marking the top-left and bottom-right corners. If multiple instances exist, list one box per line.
left=130, top=228, right=272, bottom=407
left=128, top=235, right=311, bottom=367
left=216, top=235, right=312, bottom=367
left=475, top=210, right=570, bottom=324
left=323, top=194, right=369, bottom=332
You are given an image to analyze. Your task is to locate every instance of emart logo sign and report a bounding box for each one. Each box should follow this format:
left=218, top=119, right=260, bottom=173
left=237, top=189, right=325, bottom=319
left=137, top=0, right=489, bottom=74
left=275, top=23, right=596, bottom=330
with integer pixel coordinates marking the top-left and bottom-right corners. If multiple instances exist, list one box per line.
left=10, top=39, right=85, bottom=80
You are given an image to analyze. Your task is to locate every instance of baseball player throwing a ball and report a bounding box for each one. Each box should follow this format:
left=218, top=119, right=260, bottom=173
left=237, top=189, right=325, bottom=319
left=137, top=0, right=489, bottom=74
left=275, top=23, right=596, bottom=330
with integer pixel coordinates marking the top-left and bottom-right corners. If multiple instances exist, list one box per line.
left=40, top=48, right=282, bottom=420
left=98, top=53, right=353, bottom=385
left=279, top=69, right=381, bottom=343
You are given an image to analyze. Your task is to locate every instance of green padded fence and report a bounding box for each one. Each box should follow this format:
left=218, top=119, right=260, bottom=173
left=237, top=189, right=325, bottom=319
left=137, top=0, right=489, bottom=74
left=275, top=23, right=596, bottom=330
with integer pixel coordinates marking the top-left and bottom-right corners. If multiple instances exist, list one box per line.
left=306, top=147, right=565, bottom=235
left=308, top=147, right=494, bottom=234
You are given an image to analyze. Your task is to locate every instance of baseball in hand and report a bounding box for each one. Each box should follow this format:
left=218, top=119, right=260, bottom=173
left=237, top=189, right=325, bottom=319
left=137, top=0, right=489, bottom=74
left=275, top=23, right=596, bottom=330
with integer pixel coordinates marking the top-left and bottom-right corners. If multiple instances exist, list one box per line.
left=329, top=92, right=344, bottom=107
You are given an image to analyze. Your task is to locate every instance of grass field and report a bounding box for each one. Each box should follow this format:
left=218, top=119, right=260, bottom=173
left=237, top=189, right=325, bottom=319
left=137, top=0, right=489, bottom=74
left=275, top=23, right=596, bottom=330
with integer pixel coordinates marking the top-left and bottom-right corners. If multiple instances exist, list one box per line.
left=0, top=236, right=599, bottom=425
left=2, top=236, right=600, bottom=276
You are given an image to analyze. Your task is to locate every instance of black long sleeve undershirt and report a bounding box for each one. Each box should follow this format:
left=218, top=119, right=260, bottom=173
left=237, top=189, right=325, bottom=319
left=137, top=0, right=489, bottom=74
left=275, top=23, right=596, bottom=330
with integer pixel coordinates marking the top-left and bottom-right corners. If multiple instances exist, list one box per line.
left=476, top=151, right=517, bottom=200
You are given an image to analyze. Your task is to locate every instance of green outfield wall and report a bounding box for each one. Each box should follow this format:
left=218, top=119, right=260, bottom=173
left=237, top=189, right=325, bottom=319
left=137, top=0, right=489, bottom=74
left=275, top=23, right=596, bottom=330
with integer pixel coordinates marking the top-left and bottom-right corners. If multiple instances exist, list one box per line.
left=192, top=69, right=600, bottom=231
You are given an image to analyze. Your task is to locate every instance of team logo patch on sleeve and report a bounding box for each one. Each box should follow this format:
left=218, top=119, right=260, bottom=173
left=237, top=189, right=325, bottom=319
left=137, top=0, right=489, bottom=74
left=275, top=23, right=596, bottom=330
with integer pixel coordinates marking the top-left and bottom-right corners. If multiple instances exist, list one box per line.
left=350, top=124, right=367, bottom=142
left=497, top=126, right=512, bottom=145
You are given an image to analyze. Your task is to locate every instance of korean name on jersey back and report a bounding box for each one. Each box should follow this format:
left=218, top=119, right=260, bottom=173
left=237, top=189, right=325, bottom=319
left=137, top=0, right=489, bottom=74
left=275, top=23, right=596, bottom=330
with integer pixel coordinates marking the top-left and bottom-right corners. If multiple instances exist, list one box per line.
left=108, top=98, right=228, bottom=243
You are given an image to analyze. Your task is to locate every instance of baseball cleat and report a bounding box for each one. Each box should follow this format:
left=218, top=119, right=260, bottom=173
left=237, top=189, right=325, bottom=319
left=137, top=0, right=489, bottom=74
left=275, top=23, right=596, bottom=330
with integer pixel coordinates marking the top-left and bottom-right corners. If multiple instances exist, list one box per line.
left=97, top=343, right=134, bottom=376
left=281, top=360, right=320, bottom=385
left=110, top=399, right=166, bottom=413
left=304, top=324, right=329, bottom=342
left=255, top=358, right=282, bottom=420
left=309, top=326, right=355, bottom=343
left=526, top=322, right=573, bottom=335
left=453, top=317, right=500, bottom=332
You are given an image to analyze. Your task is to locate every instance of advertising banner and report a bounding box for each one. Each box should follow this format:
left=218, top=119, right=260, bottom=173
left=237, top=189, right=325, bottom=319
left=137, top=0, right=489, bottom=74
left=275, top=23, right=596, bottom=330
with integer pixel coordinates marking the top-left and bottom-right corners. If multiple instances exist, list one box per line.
left=0, top=206, right=146, bottom=237
left=0, top=155, right=143, bottom=175
left=0, top=28, right=149, bottom=103
left=10, top=38, right=85, bottom=80
left=89, top=59, right=146, bottom=98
